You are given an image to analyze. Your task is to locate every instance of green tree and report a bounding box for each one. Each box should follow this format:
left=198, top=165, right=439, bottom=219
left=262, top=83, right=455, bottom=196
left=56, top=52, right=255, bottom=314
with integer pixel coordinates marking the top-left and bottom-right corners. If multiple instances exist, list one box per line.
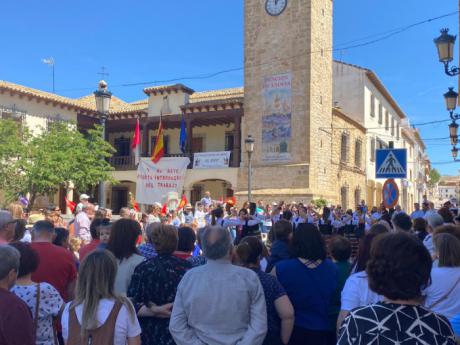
left=427, top=168, right=441, bottom=188
left=311, top=198, right=328, bottom=210
left=0, top=120, right=116, bottom=208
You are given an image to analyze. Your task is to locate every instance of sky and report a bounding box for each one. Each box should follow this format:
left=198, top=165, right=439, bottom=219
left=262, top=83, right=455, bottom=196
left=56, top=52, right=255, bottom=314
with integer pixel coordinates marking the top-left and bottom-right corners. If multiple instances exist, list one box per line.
left=0, top=0, right=458, bottom=174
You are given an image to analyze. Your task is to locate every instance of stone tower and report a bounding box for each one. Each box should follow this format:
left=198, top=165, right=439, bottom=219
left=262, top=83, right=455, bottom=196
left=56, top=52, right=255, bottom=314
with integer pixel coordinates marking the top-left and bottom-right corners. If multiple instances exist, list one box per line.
left=239, top=0, right=335, bottom=203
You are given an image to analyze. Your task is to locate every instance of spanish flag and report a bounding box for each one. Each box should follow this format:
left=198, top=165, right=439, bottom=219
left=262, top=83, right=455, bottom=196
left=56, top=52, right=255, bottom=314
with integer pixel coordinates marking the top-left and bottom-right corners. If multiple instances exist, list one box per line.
left=151, top=120, right=164, bottom=163
left=177, top=194, right=188, bottom=210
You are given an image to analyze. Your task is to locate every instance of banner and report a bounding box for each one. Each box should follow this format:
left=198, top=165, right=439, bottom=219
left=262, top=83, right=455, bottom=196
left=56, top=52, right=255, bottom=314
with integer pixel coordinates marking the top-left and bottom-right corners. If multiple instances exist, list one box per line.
left=193, top=151, right=231, bottom=169
left=136, top=157, right=190, bottom=205
left=262, top=73, right=292, bottom=162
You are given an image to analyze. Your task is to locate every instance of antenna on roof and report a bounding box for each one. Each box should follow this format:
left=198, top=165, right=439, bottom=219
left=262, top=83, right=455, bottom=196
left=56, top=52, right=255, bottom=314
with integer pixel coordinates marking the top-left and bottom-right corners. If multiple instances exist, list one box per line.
left=42, top=57, right=55, bottom=93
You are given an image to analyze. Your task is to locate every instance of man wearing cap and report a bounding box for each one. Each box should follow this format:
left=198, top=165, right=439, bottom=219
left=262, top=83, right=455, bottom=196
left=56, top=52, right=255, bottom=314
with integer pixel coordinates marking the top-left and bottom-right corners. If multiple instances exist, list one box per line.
left=0, top=211, right=15, bottom=244
left=76, top=194, right=90, bottom=214
left=183, top=204, right=194, bottom=225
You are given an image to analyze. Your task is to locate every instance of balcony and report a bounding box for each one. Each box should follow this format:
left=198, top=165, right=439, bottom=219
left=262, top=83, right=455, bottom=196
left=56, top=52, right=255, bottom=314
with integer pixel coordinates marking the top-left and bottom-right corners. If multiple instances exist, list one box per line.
left=109, top=153, right=239, bottom=171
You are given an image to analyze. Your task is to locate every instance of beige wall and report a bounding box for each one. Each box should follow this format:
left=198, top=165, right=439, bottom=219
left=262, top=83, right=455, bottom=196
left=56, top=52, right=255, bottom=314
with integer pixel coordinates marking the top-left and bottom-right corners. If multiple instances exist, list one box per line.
left=241, top=0, right=334, bottom=201
left=148, top=92, right=190, bottom=116
left=332, top=112, right=367, bottom=209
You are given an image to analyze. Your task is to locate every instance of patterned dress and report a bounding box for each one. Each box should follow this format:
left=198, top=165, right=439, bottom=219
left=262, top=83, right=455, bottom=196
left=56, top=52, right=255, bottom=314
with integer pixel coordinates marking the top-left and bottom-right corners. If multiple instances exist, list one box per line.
left=12, top=283, right=63, bottom=345
left=338, top=302, right=456, bottom=345
left=127, top=254, right=191, bottom=345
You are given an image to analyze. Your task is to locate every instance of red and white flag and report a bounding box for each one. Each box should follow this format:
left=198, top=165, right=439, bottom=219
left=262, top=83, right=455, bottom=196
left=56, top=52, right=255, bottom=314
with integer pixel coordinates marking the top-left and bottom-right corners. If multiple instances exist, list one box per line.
left=132, top=118, right=141, bottom=165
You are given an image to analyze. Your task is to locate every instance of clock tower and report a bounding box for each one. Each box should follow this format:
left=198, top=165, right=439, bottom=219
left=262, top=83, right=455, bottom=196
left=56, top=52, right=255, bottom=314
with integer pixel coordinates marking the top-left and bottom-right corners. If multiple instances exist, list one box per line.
left=239, top=0, right=335, bottom=202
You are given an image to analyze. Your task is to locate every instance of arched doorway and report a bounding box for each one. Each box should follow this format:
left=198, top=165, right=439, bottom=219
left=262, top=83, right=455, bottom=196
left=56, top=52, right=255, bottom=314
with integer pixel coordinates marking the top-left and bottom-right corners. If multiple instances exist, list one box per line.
left=190, top=179, right=234, bottom=206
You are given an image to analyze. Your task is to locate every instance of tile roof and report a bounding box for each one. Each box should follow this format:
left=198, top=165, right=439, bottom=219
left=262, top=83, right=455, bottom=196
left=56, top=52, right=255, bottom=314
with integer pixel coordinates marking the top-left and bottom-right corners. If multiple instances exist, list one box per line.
left=189, top=87, right=244, bottom=103
left=0, top=80, right=94, bottom=112
left=143, top=83, right=195, bottom=95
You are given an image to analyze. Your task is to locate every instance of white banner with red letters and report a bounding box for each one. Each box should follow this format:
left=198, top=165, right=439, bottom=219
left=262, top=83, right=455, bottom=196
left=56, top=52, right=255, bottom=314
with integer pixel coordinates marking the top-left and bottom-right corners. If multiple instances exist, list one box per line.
left=136, top=157, right=190, bottom=205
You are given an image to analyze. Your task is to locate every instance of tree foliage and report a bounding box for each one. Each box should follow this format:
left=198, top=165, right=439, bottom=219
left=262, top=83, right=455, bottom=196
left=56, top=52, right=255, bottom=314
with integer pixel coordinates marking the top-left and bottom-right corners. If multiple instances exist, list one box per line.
left=0, top=120, right=116, bottom=207
left=311, top=198, right=328, bottom=210
left=427, top=168, right=441, bottom=188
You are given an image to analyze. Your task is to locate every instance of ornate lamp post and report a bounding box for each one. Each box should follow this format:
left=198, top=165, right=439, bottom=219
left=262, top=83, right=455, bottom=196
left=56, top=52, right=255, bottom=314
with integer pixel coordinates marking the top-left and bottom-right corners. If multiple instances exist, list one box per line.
left=94, top=80, right=112, bottom=208
left=434, top=29, right=459, bottom=76
left=245, top=135, right=255, bottom=203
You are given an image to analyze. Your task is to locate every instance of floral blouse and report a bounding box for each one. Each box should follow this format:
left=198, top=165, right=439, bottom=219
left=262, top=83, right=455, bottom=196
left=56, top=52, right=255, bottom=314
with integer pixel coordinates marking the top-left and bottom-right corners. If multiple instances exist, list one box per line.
left=127, top=254, right=191, bottom=345
left=12, top=283, right=63, bottom=345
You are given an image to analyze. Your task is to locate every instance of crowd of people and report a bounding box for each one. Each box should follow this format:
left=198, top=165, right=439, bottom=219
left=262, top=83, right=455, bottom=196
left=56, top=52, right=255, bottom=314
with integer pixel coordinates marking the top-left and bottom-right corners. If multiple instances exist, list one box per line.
left=1, top=192, right=460, bottom=345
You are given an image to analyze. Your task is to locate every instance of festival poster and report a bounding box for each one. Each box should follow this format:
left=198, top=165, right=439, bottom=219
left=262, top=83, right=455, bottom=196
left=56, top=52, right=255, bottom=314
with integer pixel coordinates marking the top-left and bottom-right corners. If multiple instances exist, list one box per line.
left=262, top=73, right=292, bottom=163
left=135, top=157, right=190, bottom=205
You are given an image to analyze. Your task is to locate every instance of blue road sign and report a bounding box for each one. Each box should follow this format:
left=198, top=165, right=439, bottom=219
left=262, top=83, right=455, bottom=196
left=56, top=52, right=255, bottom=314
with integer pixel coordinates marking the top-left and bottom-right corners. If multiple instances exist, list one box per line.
left=383, top=179, right=399, bottom=208
left=376, top=149, right=407, bottom=179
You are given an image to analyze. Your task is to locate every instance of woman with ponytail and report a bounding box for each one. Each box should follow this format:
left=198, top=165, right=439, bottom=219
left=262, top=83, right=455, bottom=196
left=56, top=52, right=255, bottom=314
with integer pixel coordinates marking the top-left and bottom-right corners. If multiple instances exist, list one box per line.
left=236, top=237, right=294, bottom=345
left=61, top=250, right=141, bottom=345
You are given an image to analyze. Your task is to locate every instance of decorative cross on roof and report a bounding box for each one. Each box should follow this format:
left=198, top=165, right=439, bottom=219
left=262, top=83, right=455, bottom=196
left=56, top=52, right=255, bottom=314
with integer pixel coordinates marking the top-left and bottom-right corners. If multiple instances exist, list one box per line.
left=98, top=66, right=109, bottom=80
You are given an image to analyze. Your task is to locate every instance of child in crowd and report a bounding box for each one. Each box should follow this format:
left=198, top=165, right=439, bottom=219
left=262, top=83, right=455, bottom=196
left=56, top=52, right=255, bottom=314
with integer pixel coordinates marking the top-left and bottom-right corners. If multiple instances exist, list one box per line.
left=69, top=236, right=82, bottom=261
left=97, top=222, right=113, bottom=250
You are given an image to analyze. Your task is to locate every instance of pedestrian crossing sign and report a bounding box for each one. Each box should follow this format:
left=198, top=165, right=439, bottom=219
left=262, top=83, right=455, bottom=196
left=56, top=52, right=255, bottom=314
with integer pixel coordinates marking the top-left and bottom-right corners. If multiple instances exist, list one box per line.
left=376, top=149, right=407, bottom=179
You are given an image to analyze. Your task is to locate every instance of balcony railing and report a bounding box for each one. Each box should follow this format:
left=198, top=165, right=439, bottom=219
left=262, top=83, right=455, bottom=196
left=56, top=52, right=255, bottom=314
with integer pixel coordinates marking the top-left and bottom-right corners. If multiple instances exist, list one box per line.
left=109, top=153, right=239, bottom=170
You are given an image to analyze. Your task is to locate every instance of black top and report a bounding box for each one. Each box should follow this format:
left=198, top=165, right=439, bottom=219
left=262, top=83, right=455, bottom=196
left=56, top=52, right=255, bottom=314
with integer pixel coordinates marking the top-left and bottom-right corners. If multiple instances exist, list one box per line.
left=127, top=254, right=191, bottom=345
left=338, top=302, right=456, bottom=345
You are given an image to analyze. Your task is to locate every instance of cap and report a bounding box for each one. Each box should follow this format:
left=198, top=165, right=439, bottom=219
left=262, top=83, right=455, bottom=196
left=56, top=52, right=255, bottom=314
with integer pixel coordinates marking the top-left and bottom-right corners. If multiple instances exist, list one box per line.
left=185, top=203, right=192, bottom=209
left=272, top=202, right=278, bottom=206
left=154, top=202, right=162, bottom=208
left=79, top=194, right=90, bottom=201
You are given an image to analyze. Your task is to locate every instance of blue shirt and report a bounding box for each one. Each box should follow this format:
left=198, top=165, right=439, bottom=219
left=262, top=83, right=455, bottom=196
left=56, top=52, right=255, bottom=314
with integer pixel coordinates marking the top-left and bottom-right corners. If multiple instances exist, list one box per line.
left=276, top=258, right=338, bottom=331
left=138, top=243, right=157, bottom=260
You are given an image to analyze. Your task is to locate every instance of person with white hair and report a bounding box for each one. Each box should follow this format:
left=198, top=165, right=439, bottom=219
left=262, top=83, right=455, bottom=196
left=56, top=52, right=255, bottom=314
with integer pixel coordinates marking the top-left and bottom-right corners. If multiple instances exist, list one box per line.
left=0, top=245, right=35, bottom=345
left=74, top=203, right=95, bottom=244
left=424, top=213, right=445, bottom=256
left=169, top=226, right=267, bottom=345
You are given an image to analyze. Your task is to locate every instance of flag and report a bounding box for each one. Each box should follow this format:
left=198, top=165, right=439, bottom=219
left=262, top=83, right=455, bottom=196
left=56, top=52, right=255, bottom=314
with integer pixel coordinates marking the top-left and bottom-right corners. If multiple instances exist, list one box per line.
left=65, top=197, right=76, bottom=213
left=179, top=114, right=187, bottom=153
left=151, top=120, right=164, bottom=163
left=161, top=203, right=168, bottom=216
left=177, top=194, right=187, bottom=210
left=128, top=192, right=140, bottom=212
left=132, top=118, right=140, bottom=165
left=226, top=196, right=236, bottom=206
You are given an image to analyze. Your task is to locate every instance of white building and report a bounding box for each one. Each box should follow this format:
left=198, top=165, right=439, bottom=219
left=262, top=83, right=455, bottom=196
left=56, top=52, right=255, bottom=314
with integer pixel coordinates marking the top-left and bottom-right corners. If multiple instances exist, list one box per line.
left=333, top=61, right=429, bottom=212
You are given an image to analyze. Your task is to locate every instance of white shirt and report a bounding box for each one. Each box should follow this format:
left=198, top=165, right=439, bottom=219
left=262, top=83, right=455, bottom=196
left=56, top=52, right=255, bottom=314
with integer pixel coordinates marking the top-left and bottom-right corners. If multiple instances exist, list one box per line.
left=423, top=234, right=434, bottom=256
left=114, top=254, right=145, bottom=295
left=61, top=299, right=141, bottom=345
left=424, top=267, right=460, bottom=320
left=194, top=210, right=206, bottom=228
left=341, top=271, right=383, bottom=311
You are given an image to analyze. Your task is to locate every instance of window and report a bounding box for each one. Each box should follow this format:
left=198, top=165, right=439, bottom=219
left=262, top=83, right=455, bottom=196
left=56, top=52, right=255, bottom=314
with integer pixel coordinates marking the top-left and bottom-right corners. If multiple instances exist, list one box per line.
left=391, top=118, right=395, bottom=136
left=340, top=133, right=349, bottom=163
left=114, top=136, right=131, bottom=157
left=370, top=94, right=375, bottom=117
left=225, top=133, right=234, bottom=151
left=354, top=139, right=362, bottom=168
left=396, top=123, right=400, bottom=140
left=354, top=188, right=361, bottom=207
left=370, top=138, right=376, bottom=162
left=341, top=186, right=348, bottom=209
left=378, top=104, right=383, bottom=124
left=385, top=111, right=389, bottom=130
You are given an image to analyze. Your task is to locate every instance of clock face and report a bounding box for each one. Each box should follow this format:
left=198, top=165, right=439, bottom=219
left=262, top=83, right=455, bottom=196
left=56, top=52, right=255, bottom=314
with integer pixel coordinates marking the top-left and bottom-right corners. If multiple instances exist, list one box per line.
left=265, top=0, right=287, bottom=16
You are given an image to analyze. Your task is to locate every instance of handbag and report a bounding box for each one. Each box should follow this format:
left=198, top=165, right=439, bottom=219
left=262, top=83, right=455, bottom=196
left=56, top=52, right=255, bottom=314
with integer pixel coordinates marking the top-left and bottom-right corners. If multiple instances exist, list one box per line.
left=427, top=275, right=460, bottom=309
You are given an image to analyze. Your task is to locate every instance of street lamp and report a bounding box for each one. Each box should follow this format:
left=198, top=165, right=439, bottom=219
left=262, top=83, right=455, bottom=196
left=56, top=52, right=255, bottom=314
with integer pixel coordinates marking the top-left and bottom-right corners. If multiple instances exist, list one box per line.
left=94, top=80, right=112, bottom=208
left=452, top=146, right=458, bottom=160
left=434, top=28, right=460, bottom=76
left=444, top=87, right=458, bottom=112
left=449, top=122, right=459, bottom=145
left=245, top=134, right=255, bottom=203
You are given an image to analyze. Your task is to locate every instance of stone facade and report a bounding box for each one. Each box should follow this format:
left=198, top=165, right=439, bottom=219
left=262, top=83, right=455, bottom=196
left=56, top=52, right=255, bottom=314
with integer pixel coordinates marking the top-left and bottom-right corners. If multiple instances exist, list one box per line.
left=240, top=0, right=335, bottom=202
left=332, top=108, right=367, bottom=209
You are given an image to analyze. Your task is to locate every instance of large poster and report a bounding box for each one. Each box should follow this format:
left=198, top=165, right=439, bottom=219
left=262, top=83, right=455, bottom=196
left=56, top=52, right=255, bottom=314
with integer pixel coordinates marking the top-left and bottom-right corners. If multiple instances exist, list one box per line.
left=193, top=151, right=231, bottom=169
left=136, top=157, right=190, bottom=205
left=262, top=73, right=292, bottom=162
